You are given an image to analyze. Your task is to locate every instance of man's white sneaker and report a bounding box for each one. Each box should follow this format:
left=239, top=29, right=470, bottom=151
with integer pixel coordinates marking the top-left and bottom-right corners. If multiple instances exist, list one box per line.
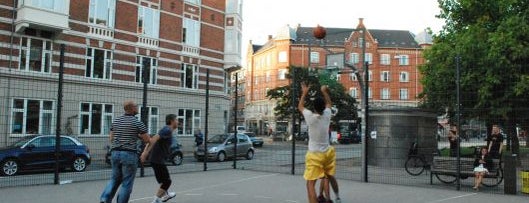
left=151, top=197, right=162, bottom=203
left=161, top=192, right=176, bottom=202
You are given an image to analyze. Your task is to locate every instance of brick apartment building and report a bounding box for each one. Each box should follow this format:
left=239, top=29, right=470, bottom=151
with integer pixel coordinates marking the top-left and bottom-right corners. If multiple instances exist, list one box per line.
left=245, top=19, right=431, bottom=134
left=0, top=0, right=243, bottom=147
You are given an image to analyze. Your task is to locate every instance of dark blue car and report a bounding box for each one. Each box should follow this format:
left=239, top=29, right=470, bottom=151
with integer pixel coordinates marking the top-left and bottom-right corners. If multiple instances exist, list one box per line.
left=0, top=135, right=91, bottom=176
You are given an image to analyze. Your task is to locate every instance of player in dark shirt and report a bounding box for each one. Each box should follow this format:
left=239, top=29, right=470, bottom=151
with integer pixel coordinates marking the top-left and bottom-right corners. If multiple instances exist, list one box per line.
left=487, top=125, right=504, bottom=159
left=141, top=114, right=178, bottom=203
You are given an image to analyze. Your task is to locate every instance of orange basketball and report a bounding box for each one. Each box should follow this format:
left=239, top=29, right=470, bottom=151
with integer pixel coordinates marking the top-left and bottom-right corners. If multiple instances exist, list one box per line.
left=313, top=25, right=327, bottom=39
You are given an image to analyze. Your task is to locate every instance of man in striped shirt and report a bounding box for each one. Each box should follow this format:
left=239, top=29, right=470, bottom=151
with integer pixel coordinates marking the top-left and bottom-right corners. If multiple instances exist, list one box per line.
left=100, top=100, right=150, bottom=203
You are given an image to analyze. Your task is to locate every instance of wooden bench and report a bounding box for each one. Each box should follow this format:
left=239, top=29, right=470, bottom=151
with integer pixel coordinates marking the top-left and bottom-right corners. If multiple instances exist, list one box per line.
left=430, top=156, right=503, bottom=187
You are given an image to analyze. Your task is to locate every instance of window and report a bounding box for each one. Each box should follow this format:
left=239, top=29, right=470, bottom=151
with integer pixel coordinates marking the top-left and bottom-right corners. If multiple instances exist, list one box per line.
left=25, top=0, right=65, bottom=12
left=400, top=72, right=409, bottom=82
left=310, top=52, right=320, bottom=63
left=381, top=71, right=390, bottom=82
left=177, top=109, right=201, bottom=136
left=265, top=71, right=271, bottom=82
left=19, top=37, right=52, bottom=73
left=350, top=73, right=357, bottom=81
left=29, top=137, right=55, bottom=148
left=381, top=88, right=390, bottom=100
left=380, top=54, right=390, bottom=65
left=135, top=56, right=157, bottom=84
left=11, top=99, right=54, bottom=135
left=80, top=103, right=113, bottom=135
left=137, top=106, right=159, bottom=135
left=278, top=69, right=287, bottom=80
left=364, top=53, right=373, bottom=64
left=181, top=64, right=199, bottom=89
left=399, top=89, right=409, bottom=100
left=350, top=53, right=359, bottom=64
left=88, top=0, right=115, bottom=27
left=86, top=48, right=112, bottom=79
left=358, top=38, right=364, bottom=48
left=350, top=88, right=358, bottom=98
left=399, top=55, right=409, bottom=65
left=278, top=51, right=287, bottom=63
left=184, top=0, right=201, bottom=5
left=368, top=71, right=373, bottom=81
left=368, top=88, right=372, bottom=99
left=138, top=6, right=160, bottom=38
left=183, top=18, right=201, bottom=47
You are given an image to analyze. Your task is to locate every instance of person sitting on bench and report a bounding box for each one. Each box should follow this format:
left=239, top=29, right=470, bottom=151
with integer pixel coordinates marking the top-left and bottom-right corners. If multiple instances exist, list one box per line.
left=473, top=147, right=492, bottom=191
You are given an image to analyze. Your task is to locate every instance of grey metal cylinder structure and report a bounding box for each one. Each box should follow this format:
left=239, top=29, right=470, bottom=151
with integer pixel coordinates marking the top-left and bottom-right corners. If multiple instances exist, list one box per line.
left=367, top=107, right=438, bottom=168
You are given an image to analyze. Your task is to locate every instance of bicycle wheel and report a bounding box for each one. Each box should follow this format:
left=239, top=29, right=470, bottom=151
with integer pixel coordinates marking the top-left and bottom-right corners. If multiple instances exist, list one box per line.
left=405, top=157, right=425, bottom=176
left=435, top=174, right=457, bottom=184
left=482, top=169, right=503, bottom=187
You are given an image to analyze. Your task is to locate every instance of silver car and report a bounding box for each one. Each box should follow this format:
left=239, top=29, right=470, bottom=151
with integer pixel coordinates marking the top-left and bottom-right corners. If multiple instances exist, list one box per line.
left=194, top=134, right=255, bottom=162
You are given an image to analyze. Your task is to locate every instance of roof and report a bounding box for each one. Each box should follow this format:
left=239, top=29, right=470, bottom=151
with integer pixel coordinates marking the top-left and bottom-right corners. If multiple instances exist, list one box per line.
left=293, top=27, right=353, bottom=46
left=368, top=29, right=420, bottom=48
left=414, top=29, right=433, bottom=45
left=252, top=45, right=263, bottom=52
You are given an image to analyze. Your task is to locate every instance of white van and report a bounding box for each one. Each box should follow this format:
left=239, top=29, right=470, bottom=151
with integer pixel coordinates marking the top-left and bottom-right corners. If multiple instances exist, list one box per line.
left=236, top=126, right=246, bottom=133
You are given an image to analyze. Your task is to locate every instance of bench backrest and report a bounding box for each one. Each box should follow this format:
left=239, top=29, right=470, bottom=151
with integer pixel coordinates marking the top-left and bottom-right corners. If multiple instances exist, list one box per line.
left=432, top=156, right=500, bottom=173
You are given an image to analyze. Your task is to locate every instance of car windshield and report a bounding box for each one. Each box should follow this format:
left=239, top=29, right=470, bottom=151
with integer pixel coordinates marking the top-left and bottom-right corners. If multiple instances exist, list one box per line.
left=208, top=134, right=228, bottom=143
left=10, top=137, right=34, bottom=147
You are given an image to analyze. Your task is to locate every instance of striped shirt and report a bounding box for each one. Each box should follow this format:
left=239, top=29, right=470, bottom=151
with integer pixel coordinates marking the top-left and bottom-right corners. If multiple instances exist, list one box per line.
left=110, top=114, right=148, bottom=152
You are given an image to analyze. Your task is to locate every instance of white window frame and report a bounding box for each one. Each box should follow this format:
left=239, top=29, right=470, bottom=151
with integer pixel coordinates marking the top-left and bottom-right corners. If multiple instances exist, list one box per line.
left=350, top=88, right=358, bottom=98
left=278, top=69, right=287, bottom=80
left=10, top=99, right=55, bottom=136
left=364, top=53, right=373, bottom=64
left=24, top=0, right=65, bottom=12
left=184, top=0, right=201, bottom=5
left=181, top=64, right=199, bottom=89
left=400, top=71, right=409, bottom=82
left=183, top=18, right=201, bottom=47
left=88, top=0, right=115, bottom=28
left=136, top=56, right=158, bottom=85
left=380, top=54, right=390, bottom=65
left=400, top=89, right=409, bottom=100
left=265, top=71, right=271, bottom=82
left=86, top=48, right=112, bottom=80
left=177, top=109, right=201, bottom=136
left=368, top=71, right=373, bottom=81
left=137, top=106, right=159, bottom=135
left=381, top=71, right=390, bottom=82
left=350, top=53, right=359, bottom=64
left=79, top=102, right=114, bottom=136
left=399, top=55, right=409, bottom=65
left=278, top=51, right=288, bottom=63
left=350, top=73, right=357, bottom=81
left=138, top=6, right=160, bottom=38
left=310, top=52, right=320, bottom=63
left=368, top=88, right=373, bottom=99
left=381, top=88, right=390, bottom=100
left=18, top=37, right=52, bottom=73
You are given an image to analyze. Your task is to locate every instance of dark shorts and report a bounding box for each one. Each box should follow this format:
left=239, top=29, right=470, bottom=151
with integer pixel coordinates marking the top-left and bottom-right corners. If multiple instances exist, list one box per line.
left=151, top=163, right=170, bottom=184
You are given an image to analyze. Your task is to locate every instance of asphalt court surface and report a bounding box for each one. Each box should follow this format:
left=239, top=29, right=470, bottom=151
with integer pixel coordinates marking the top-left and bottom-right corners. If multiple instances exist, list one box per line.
left=0, top=169, right=526, bottom=203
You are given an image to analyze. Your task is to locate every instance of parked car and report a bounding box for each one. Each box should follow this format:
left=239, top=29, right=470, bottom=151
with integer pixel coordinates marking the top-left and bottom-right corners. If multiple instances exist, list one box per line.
left=0, top=135, right=91, bottom=176
left=271, top=131, right=289, bottom=141
left=105, top=140, right=183, bottom=166
left=243, top=132, right=263, bottom=147
left=337, top=130, right=361, bottom=144
left=236, top=126, right=246, bottom=133
left=194, top=134, right=254, bottom=162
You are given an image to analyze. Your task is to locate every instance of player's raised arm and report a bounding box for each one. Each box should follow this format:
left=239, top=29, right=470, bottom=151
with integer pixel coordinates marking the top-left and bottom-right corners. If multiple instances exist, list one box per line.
left=298, top=82, right=309, bottom=113
left=321, top=85, right=332, bottom=108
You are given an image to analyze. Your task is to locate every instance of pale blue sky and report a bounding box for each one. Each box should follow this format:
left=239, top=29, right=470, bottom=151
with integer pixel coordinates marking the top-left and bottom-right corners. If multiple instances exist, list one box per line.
left=242, top=0, right=445, bottom=46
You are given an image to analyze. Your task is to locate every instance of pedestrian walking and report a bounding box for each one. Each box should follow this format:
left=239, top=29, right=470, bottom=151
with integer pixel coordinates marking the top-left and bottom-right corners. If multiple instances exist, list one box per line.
left=100, top=101, right=150, bottom=203
left=487, top=125, right=504, bottom=158
left=298, top=83, right=341, bottom=203
left=194, top=129, right=204, bottom=146
left=141, top=114, right=179, bottom=203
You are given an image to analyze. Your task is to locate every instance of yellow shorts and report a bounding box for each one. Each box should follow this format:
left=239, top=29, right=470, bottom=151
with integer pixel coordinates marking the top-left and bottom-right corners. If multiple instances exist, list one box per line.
left=303, top=147, right=336, bottom=180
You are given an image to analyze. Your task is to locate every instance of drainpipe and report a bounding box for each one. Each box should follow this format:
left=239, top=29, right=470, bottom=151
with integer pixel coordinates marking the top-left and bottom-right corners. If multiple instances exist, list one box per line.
left=4, top=0, right=17, bottom=146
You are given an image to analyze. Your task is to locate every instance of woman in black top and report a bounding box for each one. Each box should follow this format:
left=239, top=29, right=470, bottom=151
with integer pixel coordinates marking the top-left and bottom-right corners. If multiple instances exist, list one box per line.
left=473, top=147, right=493, bottom=191
left=487, top=125, right=503, bottom=159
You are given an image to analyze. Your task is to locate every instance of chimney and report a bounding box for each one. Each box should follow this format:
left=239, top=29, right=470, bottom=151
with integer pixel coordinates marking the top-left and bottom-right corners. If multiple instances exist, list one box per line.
left=268, top=35, right=273, bottom=40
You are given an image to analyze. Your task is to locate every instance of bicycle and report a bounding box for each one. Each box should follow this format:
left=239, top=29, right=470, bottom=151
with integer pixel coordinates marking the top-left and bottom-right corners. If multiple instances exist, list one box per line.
left=405, top=142, right=430, bottom=176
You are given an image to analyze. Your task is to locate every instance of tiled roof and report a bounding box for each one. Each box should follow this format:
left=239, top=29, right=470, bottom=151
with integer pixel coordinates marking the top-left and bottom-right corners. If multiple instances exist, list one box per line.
left=293, top=27, right=353, bottom=46
left=368, top=29, right=421, bottom=48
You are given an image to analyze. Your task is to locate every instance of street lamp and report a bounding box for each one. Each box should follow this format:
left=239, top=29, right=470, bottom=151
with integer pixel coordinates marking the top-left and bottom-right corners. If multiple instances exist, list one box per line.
left=309, top=23, right=369, bottom=182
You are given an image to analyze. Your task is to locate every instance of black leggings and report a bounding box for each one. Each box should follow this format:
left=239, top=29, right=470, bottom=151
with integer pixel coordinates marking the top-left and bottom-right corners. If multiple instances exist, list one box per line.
left=152, top=163, right=172, bottom=191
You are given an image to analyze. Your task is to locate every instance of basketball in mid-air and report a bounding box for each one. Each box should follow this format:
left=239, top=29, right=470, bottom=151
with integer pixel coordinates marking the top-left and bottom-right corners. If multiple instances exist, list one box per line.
left=313, top=25, right=327, bottom=39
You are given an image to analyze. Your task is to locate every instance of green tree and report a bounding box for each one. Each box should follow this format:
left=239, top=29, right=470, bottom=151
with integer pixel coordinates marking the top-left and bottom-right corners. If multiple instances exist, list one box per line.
left=267, top=66, right=358, bottom=129
left=420, top=0, right=529, bottom=150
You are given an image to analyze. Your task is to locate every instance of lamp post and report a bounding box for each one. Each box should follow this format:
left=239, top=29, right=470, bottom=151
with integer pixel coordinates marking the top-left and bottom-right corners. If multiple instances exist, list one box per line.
left=310, top=23, right=369, bottom=182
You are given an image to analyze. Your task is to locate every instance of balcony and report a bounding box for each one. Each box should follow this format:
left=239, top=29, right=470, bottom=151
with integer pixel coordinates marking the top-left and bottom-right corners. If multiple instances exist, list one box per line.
left=15, top=0, right=70, bottom=33
left=182, top=44, right=200, bottom=56
left=138, top=36, right=159, bottom=47
left=88, top=25, right=114, bottom=39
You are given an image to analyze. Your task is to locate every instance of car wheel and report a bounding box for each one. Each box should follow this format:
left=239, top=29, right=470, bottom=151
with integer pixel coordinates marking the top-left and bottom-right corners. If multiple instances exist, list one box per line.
left=72, top=157, right=87, bottom=172
left=217, top=152, right=226, bottom=162
left=246, top=150, right=254, bottom=160
left=1, top=159, right=19, bottom=176
left=172, top=153, right=183, bottom=166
